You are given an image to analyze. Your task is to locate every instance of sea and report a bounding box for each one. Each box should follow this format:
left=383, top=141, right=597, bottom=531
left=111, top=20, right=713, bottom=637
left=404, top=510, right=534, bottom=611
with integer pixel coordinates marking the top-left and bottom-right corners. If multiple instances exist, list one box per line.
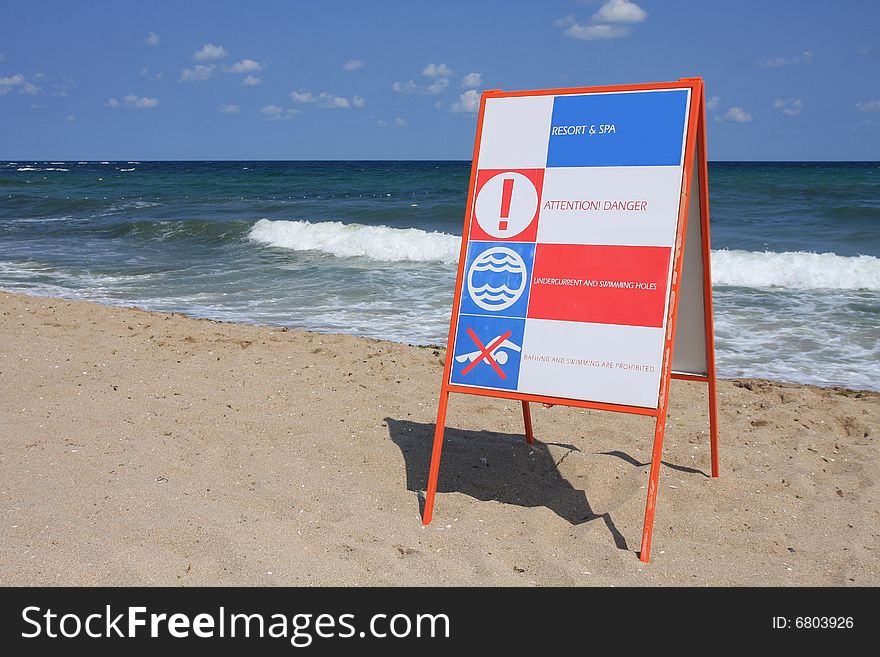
left=1, top=161, right=878, bottom=391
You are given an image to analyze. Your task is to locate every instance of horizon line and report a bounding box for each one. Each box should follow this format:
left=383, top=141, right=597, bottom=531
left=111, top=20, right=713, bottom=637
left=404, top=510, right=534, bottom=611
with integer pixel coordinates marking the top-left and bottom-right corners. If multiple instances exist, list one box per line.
left=4, top=158, right=880, bottom=164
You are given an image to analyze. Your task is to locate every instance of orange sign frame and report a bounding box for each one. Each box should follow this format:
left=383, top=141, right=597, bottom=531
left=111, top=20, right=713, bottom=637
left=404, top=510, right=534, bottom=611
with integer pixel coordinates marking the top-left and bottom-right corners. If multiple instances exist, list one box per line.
left=422, top=78, right=719, bottom=563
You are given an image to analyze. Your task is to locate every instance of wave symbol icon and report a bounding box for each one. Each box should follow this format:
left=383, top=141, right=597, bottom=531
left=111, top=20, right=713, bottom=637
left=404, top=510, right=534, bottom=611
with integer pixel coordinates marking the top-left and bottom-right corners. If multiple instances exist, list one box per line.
left=466, top=246, right=528, bottom=312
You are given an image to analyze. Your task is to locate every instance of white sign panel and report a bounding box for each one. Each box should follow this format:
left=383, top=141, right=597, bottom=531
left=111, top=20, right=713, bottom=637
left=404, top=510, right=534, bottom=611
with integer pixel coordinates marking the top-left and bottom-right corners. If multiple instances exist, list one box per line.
left=449, top=88, right=693, bottom=409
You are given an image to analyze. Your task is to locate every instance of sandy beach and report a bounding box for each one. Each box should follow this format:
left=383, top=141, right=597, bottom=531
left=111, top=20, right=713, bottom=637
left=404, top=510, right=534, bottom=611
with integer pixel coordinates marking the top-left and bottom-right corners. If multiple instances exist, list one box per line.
left=0, top=290, right=877, bottom=586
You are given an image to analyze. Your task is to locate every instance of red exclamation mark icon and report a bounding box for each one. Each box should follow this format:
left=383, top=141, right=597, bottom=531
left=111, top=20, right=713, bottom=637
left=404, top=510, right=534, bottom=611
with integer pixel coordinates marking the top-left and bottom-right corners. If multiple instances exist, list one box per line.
left=499, top=178, right=514, bottom=231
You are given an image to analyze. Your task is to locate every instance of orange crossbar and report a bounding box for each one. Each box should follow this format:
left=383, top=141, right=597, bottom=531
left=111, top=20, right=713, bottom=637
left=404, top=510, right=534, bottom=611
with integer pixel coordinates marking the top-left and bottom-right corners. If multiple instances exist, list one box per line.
left=446, top=384, right=661, bottom=417
left=671, top=372, right=709, bottom=382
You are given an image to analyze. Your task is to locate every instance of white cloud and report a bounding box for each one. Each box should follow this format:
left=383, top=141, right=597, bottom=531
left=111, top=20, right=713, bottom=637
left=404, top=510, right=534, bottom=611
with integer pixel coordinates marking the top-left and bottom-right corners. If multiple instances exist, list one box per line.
left=756, top=51, right=813, bottom=68
left=141, top=67, right=163, bottom=81
left=224, top=59, right=264, bottom=74
left=145, top=32, right=160, bottom=46
left=193, top=43, right=228, bottom=62
left=378, top=117, right=409, bottom=128
left=261, top=105, right=299, bottom=121
left=290, top=91, right=317, bottom=103
left=422, top=63, right=453, bottom=78
left=52, top=75, right=76, bottom=96
left=706, top=95, right=720, bottom=111
left=394, top=73, right=451, bottom=95
left=0, top=74, right=40, bottom=95
left=592, top=0, right=646, bottom=24
left=318, top=92, right=350, bottom=108
left=461, top=72, right=482, bottom=89
left=717, top=106, right=752, bottom=123
left=218, top=104, right=240, bottom=114
left=243, top=75, right=262, bottom=86
left=34, top=72, right=46, bottom=80
left=565, top=23, right=631, bottom=40
left=392, top=80, right=418, bottom=94
left=123, top=94, right=158, bottom=109
left=427, top=78, right=449, bottom=94
left=858, top=47, right=873, bottom=56
left=107, top=94, right=157, bottom=109
left=773, top=98, right=802, bottom=116
left=553, top=15, right=575, bottom=28
left=856, top=100, right=880, bottom=112
left=558, top=1, right=645, bottom=41
left=342, top=59, right=364, bottom=71
left=65, top=114, right=75, bottom=122
left=0, top=73, right=25, bottom=94
left=451, top=89, right=480, bottom=113
left=180, top=64, right=217, bottom=81
left=291, top=90, right=359, bottom=109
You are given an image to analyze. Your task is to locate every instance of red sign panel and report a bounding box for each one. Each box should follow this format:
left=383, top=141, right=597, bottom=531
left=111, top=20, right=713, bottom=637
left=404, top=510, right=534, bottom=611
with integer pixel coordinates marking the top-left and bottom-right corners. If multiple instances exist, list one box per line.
left=528, top=244, right=671, bottom=328
left=469, top=168, right=544, bottom=243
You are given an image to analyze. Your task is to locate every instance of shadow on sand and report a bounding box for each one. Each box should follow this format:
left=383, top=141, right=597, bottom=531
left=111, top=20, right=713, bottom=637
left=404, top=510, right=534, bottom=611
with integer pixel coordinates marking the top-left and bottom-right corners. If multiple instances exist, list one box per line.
left=385, top=418, right=638, bottom=550
left=386, top=418, right=710, bottom=553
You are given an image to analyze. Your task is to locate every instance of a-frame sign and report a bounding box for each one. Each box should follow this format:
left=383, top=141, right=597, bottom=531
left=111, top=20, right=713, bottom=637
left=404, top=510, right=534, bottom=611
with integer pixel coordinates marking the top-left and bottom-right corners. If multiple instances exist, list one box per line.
left=423, top=78, right=719, bottom=563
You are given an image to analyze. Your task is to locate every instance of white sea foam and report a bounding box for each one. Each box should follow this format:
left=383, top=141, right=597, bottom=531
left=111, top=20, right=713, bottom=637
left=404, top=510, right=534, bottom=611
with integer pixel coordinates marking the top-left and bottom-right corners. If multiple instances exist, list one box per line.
left=0, top=260, right=158, bottom=286
left=100, top=199, right=161, bottom=215
left=0, top=261, right=54, bottom=276
left=248, top=220, right=880, bottom=291
left=712, top=249, right=880, bottom=291
left=248, top=219, right=460, bottom=263
left=11, top=215, right=74, bottom=223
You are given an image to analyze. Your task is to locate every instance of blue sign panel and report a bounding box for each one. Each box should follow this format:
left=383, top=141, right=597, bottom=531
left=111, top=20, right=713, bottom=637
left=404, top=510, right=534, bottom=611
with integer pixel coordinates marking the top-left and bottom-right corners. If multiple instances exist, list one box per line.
left=459, top=241, right=535, bottom=319
left=546, top=90, right=689, bottom=168
left=449, top=314, right=526, bottom=391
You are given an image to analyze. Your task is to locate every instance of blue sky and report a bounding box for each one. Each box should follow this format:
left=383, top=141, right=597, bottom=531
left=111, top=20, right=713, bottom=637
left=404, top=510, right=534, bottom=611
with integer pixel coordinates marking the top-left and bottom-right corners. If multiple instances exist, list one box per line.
left=1, top=0, right=878, bottom=160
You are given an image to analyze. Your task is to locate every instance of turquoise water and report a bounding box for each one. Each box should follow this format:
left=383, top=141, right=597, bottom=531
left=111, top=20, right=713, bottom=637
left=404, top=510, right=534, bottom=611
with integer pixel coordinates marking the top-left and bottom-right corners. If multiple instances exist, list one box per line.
left=1, top=160, right=878, bottom=390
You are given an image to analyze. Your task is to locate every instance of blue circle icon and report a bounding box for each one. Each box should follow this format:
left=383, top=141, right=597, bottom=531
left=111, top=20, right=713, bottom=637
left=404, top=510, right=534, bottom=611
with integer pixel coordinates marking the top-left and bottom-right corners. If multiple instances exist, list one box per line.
left=466, top=246, right=528, bottom=312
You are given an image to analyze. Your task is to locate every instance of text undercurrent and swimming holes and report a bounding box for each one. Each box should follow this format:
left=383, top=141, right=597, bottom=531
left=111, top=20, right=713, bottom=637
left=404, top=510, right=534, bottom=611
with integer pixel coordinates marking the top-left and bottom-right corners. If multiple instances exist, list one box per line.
left=526, top=244, right=670, bottom=328
left=532, top=277, right=658, bottom=290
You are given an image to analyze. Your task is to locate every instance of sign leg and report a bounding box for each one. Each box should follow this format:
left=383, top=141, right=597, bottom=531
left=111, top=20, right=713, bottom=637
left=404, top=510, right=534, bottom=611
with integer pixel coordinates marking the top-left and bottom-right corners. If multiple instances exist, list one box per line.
left=639, top=413, right=669, bottom=563
left=423, top=390, right=450, bottom=525
left=708, top=376, right=720, bottom=477
left=697, top=90, right=720, bottom=478
left=521, top=401, right=535, bottom=444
